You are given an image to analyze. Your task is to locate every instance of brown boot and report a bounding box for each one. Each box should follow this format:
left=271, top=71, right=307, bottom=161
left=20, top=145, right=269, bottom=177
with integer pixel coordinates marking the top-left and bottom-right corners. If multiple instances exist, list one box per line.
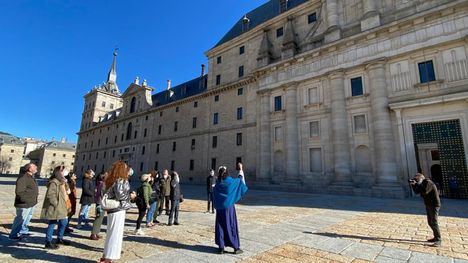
left=90, top=234, right=99, bottom=240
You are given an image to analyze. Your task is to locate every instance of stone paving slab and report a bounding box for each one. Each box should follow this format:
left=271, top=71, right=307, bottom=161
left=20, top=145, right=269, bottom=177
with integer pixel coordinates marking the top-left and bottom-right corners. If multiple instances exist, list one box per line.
left=341, top=242, right=384, bottom=261
left=379, top=247, right=412, bottom=261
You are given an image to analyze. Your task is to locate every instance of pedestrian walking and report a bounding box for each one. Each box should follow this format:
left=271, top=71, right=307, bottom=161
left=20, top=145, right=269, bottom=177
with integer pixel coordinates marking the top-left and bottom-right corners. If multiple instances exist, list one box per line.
left=90, top=172, right=107, bottom=240
left=100, top=161, right=136, bottom=263
left=213, top=163, right=248, bottom=254
left=41, top=165, right=72, bottom=249
left=65, top=171, right=78, bottom=233
left=410, top=173, right=442, bottom=246
left=168, top=171, right=182, bottom=226
left=77, top=170, right=95, bottom=229
left=134, top=173, right=152, bottom=235
left=9, top=163, right=39, bottom=240
left=206, top=169, right=216, bottom=214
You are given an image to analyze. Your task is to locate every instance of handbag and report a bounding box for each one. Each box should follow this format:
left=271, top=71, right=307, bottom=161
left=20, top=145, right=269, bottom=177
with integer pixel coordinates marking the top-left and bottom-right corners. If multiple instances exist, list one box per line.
left=179, top=194, right=184, bottom=203
left=101, top=184, right=120, bottom=210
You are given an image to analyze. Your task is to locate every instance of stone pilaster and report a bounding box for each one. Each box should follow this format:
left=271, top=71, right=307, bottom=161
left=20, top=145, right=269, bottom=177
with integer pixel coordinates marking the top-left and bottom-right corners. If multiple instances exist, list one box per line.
left=259, top=92, right=272, bottom=181
left=324, top=0, right=341, bottom=43
left=285, top=85, right=300, bottom=180
left=361, top=0, right=380, bottom=31
left=329, top=70, right=352, bottom=185
left=367, top=60, right=404, bottom=198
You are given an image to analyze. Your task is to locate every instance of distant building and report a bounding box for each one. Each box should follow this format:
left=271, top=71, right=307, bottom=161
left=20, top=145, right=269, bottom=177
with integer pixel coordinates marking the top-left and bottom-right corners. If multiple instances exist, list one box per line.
left=0, top=132, right=76, bottom=176
left=0, top=132, right=25, bottom=174
left=75, top=0, right=468, bottom=199
left=29, top=140, right=76, bottom=177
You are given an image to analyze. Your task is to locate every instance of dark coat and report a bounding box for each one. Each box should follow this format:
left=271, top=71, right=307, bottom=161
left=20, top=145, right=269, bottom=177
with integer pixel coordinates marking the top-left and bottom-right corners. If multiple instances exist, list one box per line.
left=170, top=179, right=181, bottom=201
left=14, top=173, right=39, bottom=208
left=412, top=179, right=441, bottom=207
left=160, top=176, right=171, bottom=197
left=206, top=175, right=215, bottom=193
left=80, top=177, right=95, bottom=205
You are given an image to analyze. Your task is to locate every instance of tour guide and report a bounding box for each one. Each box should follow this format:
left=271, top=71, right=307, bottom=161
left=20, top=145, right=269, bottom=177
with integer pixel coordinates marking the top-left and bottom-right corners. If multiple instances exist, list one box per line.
left=213, top=163, right=248, bottom=254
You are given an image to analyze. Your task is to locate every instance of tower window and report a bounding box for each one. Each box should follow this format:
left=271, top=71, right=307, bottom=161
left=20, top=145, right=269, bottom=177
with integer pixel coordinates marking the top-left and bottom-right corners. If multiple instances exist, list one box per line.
left=308, top=13, right=317, bottom=24
left=130, top=97, right=136, bottom=113
left=237, top=107, right=243, bottom=120
left=239, top=46, right=245, bottom=55
left=217, top=56, right=222, bottom=64
left=212, top=136, right=218, bottom=148
left=276, top=27, right=284, bottom=38
left=216, top=75, right=221, bottom=85
left=238, top=66, right=244, bottom=78
left=213, top=113, right=219, bottom=125
left=236, top=133, right=243, bottom=146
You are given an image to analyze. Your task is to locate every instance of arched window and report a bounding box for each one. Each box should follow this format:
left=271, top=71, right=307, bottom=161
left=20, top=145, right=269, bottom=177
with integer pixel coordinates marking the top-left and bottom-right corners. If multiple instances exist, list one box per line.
left=126, top=122, right=133, bottom=140
left=130, top=97, right=136, bottom=113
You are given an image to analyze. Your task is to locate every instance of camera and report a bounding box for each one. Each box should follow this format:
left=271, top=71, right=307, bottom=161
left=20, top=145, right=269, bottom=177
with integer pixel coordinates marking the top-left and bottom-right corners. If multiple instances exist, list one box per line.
left=408, top=179, right=416, bottom=184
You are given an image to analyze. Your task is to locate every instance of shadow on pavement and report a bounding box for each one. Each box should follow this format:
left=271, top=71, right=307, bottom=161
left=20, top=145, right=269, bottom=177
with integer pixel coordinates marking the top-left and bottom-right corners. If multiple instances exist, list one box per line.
left=124, top=234, right=219, bottom=254
left=310, top=231, right=429, bottom=246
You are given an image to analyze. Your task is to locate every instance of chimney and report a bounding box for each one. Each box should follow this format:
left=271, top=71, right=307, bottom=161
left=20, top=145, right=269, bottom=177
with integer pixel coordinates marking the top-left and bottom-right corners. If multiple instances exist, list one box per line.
left=166, top=80, right=172, bottom=90
left=61, top=137, right=66, bottom=143
left=201, top=64, right=205, bottom=76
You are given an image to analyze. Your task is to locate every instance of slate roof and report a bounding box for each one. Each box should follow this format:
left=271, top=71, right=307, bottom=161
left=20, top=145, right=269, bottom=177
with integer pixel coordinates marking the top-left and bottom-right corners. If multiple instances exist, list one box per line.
left=151, top=75, right=208, bottom=107
left=43, top=141, right=77, bottom=151
left=0, top=132, right=23, bottom=145
left=214, top=0, right=308, bottom=48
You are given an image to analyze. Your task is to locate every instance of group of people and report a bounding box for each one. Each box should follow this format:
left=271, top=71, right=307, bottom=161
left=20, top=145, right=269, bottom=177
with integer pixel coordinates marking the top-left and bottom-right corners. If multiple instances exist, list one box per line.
left=9, top=160, right=249, bottom=262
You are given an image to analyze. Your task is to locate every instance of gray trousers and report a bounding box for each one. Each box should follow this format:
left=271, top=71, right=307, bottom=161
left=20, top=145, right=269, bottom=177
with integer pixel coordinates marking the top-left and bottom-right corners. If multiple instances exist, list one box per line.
left=92, top=207, right=105, bottom=235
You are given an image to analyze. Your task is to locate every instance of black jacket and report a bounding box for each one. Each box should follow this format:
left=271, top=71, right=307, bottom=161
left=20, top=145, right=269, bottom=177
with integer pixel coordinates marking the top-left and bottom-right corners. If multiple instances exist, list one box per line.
left=412, top=179, right=441, bottom=207
left=80, top=177, right=95, bottom=205
left=14, top=173, right=39, bottom=208
left=170, top=179, right=181, bottom=201
left=206, top=175, right=215, bottom=193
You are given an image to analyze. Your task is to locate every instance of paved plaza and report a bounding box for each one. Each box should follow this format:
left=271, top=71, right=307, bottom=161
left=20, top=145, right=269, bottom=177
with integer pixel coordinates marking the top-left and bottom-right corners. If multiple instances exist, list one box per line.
left=0, top=175, right=467, bottom=263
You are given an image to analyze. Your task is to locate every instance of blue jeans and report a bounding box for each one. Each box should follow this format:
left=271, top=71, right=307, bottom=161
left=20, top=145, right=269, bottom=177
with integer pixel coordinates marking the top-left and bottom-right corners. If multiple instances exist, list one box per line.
left=45, top=218, right=68, bottom=242
left=77, top=204, right=90, bottom=225
left=9, top=207, right=35, bottom=238
left=146, top=201, right=158, bottom=224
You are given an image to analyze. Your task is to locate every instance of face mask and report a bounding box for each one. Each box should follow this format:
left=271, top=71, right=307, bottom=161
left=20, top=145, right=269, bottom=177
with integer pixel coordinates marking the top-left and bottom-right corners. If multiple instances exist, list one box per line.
left=128, top=168, right=134, bottom=176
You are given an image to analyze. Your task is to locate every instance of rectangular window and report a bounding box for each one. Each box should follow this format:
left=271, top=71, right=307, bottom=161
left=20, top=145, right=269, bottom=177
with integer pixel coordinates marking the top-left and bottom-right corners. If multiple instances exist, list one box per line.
left=237, top=107, right=243, bottom=120
left=351, top=77, right=364, bottom=96
left=156, top=144, right=160, bottom=154
left=144, top=128, right=147, bottom=137
left=276, top=27, right=283, bottom=37
left=190, top=139, right=196, bottom=150
left=418, top=60, right=436, bottom=83
left=308, top=13, right=317, bottom=24
left=160, top=111, right=163, bottom=117
left=140, top=162, right=144, bottom=172
left=110, top=103, right=114, bottom=109
left=174, top=121, right=178, bottom=132
left=192, top=117, right=197, bottom=128
left=211, top=158, right=217, bottom=170
left=142, top=146, right=146, bottom=155
left=214, top=95, right=219, bottom=102
left=171, top=160, right=175, bottom=171
left=309, top=148, right=323, bottom=172
left=239, top=46, right=245, bottom=55
left=158, top=125, right=162, bottom=135
left=238, top=66, right=244, bottom=78
left=194, top=101, right=198, bottom=108
left=175, top=106, right=179, bottom=112
left=154, top=161, right=159, bottom=170
left=308, top=87, right=318, bottom=104
left=121, top=134, right=124, bottom=141
left=134, top=130, right=138, bottom=139
left=238, top=88, right=244, bottom=95
left=95, top=152, right=99, bottom=159
left=189, top=159, right=194, bottom=171
left=275, top=126, right=282, bottom=141
left=172, top=142, right=176, bottom=152
left=217, top=56, right=222, bottom=64
left=101, top=101, right=106, bottom=107
left=212, top=136, right=218, bottom=148
left=353, top=114, right=367, bottom=133
left=216, top=75, right=221, bottom=85
left=114, top=136, right=117, bottom=143
left=236, top=133, right=242, bottom=146
left=213, top=113, right=219, bottom=125
left=274, top=96, right=282, bottom=111
left=105, top=137, right=108, bottom=145
left=112, top=150, right=115, bottom=157
left=103, top=151, right=107, bottom=158
left=82, top=154, right=85, bottom=160
left=309, top=121, right=320, bottom=138
left=145, top=115, right=148, bottom=121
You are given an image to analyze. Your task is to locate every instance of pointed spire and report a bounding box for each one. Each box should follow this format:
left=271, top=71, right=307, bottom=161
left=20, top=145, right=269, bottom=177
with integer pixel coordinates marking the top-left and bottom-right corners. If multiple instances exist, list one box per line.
left=281, top=17, right=297, bottom=59
left=257, top=30, right=272, bottom=67
left=107, top=48, right=118, bottom=84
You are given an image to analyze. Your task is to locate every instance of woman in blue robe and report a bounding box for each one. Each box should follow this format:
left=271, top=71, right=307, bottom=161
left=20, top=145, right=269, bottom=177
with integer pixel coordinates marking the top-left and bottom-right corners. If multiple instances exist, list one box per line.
left=213, top=163, right=248, bottom=254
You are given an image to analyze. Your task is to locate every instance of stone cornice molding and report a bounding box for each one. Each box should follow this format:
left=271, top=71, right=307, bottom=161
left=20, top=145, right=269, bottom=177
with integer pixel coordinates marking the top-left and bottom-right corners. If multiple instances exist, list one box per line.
left=328, top=69, right=345, bottom=79
left=365, top=57, right=388, bottom=71
left=389, top=91, right=468, bottom=110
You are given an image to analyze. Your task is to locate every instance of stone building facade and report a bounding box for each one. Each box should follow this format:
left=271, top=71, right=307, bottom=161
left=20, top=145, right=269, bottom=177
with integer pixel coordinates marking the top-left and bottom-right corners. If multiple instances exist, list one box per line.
left=28, top=141, right=77, bottom=177
left=74, top=0, right=468, bottom=198
left=0, top=132, right=26, bottom=174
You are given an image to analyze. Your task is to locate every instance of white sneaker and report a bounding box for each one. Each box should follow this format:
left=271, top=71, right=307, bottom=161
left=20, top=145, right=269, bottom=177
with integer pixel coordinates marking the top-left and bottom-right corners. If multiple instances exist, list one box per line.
left=134, top=229, right=145, bottom=235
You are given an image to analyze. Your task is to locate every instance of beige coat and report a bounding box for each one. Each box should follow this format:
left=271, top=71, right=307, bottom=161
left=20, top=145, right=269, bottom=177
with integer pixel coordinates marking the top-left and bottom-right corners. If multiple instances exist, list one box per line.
left=40, top=178, right=69, bottom=220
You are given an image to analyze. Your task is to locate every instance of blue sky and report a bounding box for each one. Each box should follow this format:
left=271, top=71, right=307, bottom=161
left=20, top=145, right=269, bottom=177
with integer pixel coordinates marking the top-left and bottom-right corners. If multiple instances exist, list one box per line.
left=0, top=0, right=267, bottom=143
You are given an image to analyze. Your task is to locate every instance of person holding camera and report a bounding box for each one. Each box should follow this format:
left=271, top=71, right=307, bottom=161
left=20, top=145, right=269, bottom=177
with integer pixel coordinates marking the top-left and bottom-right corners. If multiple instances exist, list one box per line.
left=409, top=173, right=442, bottom=246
